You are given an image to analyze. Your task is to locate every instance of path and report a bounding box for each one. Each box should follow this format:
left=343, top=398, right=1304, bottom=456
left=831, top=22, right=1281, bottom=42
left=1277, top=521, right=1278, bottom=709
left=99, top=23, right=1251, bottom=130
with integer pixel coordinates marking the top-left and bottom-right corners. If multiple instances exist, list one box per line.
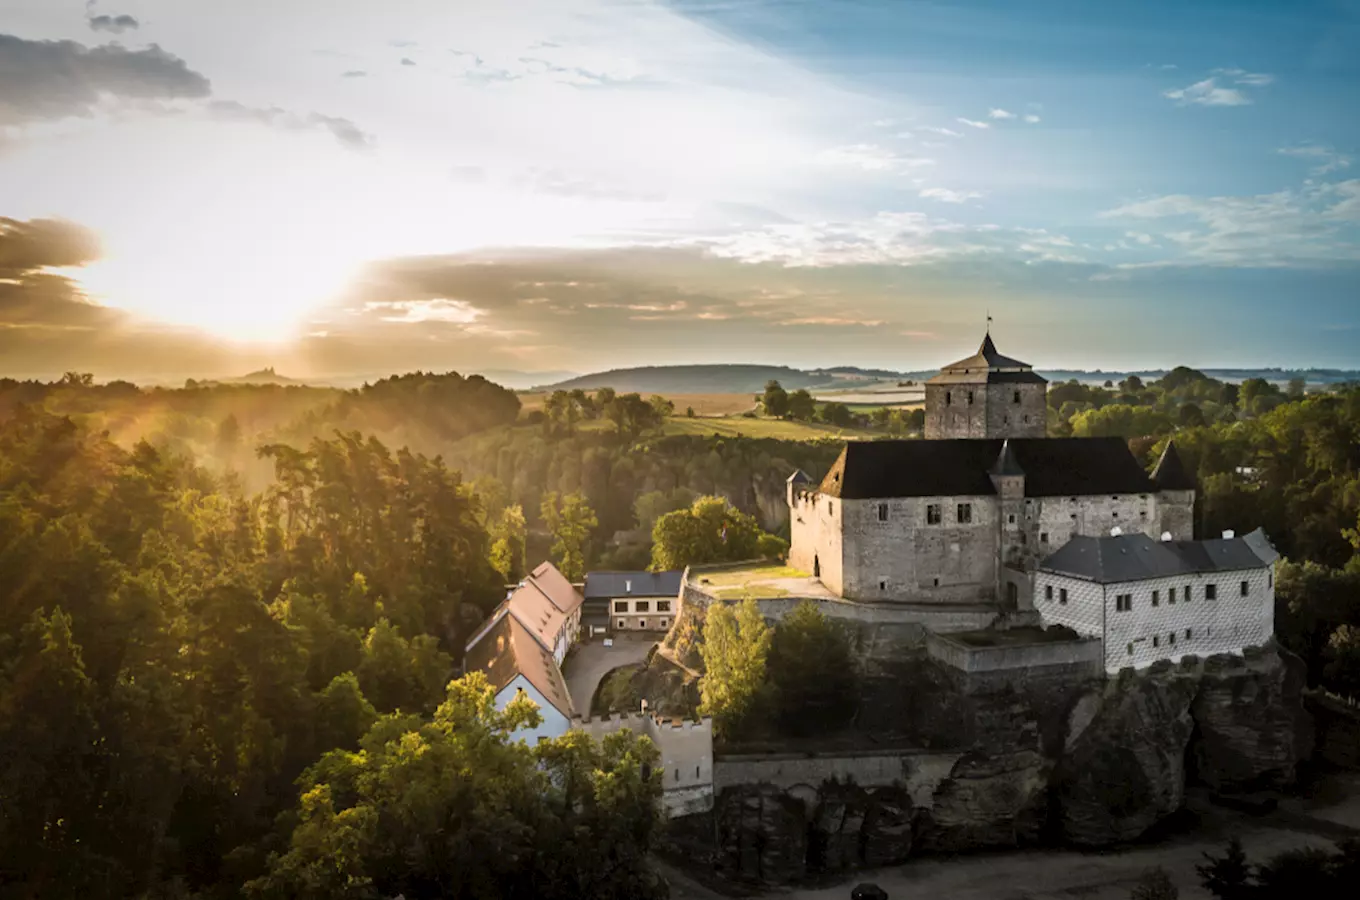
left=561, top=635, right=655, bottom=714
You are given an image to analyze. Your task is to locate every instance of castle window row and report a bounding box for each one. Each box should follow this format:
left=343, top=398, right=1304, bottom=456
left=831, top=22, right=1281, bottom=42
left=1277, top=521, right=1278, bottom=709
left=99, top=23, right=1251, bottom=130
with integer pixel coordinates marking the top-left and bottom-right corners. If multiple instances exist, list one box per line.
left=1127, top=628, right=1200, bottom=655
left=924, top=502, right=973, bottom=526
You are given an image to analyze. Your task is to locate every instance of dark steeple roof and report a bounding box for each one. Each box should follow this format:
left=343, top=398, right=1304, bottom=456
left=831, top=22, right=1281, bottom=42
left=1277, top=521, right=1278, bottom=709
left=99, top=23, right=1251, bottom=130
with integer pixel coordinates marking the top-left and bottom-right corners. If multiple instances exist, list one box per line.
left=927, top=332, right=1047, bottom=385
left=817, top=437, right=1156, bottom=499
left=1151, top=441, right=1197, bottom=491
left=991, top=439, right=1025, bottom=477
left=787, top=468, right=811, bottom=484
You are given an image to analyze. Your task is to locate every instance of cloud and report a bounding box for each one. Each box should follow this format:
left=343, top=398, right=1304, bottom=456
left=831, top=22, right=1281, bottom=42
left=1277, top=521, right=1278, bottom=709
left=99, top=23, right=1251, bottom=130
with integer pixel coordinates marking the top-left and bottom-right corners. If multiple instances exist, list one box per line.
left=88, top=14, right=140, bottom=34
left=919, top=187, right=984, bottom=204
left=920, top=126, right=962, bottom=137
left=1163, top=69, right=1273, bottom=107
left=0, top=216, right=114, bottom=331
left=1023, top=114, right=1040, bottom=124
left=1278, top=144, right=1352, bottom=176
left=988, top=108, right=1016, bottom=120
left=206, top=100, right=374, bottom=149
left=401, top=57, right=416, bottom=66
left=0, top=34, right=211, bottom=126
left=341, top=69, right=367, bottom=78
left=1163, top=78, right=1250, bottom=106
left=817, top=144, right=934, bottom=172
left=1101, top=180, right=1360, bottom=265
left=957, top=117, right=990, bottom=129
left=1214, top=67, right=1274, bottom=86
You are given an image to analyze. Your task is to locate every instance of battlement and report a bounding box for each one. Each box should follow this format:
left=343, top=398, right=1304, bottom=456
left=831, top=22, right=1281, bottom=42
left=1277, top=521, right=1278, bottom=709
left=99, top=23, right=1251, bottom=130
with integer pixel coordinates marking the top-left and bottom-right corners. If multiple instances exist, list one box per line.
left=571, top=711, right=712, bottom=734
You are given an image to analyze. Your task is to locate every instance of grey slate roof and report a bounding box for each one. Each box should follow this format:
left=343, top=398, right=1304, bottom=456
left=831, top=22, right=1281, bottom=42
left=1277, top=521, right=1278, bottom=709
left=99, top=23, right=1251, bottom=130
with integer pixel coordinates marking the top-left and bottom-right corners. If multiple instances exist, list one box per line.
left=818, top=437, right=1157, bottom=499
left=1151, top=441, right=1198, bottom=491
left=927, top=334, right=1047, bottom=385
left=991, top=439, right=1024, bottom=477
left=1038, top=527, right=1279, bottom=584
left=583, top=570, right=684, bottom=600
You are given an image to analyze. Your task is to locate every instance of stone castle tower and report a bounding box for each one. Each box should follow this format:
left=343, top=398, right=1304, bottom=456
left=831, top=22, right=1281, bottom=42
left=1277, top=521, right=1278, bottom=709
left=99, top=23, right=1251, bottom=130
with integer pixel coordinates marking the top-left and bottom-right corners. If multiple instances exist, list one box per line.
left=924, top=332, right=1048, bottom=439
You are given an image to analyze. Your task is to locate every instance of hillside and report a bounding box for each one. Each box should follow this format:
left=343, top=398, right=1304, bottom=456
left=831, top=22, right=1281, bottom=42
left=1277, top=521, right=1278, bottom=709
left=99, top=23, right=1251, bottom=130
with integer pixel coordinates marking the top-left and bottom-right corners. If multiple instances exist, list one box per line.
left=537, top=364, right=845, bottom=394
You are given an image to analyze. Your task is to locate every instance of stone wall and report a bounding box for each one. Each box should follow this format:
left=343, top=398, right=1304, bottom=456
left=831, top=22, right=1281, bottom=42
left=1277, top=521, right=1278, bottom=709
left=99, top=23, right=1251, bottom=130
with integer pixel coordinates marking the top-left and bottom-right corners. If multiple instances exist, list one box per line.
left=573, top=711, right=715, bottom=818
left=1306, top=691, right=1360, bottom=769
left=788, top=488, right=843, bottom=595
left=925, top=630, right=1104, bottom=675
left=923, top=381, right=1046, bottom=440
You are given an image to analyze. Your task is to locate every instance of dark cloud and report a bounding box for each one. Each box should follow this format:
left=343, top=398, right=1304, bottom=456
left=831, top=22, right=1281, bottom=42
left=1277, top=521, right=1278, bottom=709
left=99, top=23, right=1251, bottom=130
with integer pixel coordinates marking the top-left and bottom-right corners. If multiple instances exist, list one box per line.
left=88, top=14, right=140, bottom=34
left=207, top=100, right=373, bottom=149
left=401, top=57, right=416, bottom=67
left=0, top=216, right=115, bottom=331
left=0, top=34, right=211, bottom=126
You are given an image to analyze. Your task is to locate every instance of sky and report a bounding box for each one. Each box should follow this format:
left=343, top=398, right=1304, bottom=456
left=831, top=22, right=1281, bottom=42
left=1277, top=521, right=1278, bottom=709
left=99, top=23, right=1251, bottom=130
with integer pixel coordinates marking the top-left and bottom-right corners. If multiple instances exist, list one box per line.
left=1, top=0, right=1358, bottom=381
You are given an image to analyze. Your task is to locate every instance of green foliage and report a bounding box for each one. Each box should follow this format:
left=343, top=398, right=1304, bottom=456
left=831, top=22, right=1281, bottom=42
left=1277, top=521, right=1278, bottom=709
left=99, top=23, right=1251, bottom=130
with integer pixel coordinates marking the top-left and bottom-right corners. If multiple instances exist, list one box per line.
left=1197, top=836, right=1360, bottom=899
left=818, top=401, right=854, bottom=427
left=246, top=673, right=665, bottom=900
left=766, top=600, right=858, bottom=735
left=541, top=491, right=598, bottom=581
left=651, top=494, right=774, bottom=571
left=763, top=379, right=790, bottom=417
left=698, top=598, right=772, bottom=738
left=1323, top=624, right=1360, bottom=698
left=1197, top=837, right=1254, bottom=900
left=787, top=388, right=816, bottom=421
left=489, top=503, right=527, bottom=582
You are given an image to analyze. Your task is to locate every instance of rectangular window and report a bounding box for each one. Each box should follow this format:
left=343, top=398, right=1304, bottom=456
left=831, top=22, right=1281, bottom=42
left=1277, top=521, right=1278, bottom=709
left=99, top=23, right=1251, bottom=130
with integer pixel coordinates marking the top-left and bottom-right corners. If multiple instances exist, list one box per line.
left=1168, top=587, right=1176, bottom=604
left=660, top=619, right=668, bottom=628
left=1206, top=584, right=1217, bottom=600
left=1060, top=588, right=1068, bottom=605
left=1127, top=643, right=1134, bottom=656
left=933, top=577, right=940, bottom=587
left=1008, top=514, right=1016, bottom=524
left=968, top=391, right=975, bottom=404
left=614, top=601, right=628, bottom=613
left=957, top=503, right=973, bottom=524
left=1269, top=571, right=1273, bottom=588
left=1041, top=532, right=1049, bottom=544
left=1045, top=585, right=1053, bottom=601
left=878, top=503, right=889, bottom=522
left=635, top=601, right=650, bottom=613
left=618, top=619, right=626, bottom=629
left=1116, top=594, right=1132, bottom=612
left=1152, top=590, right=1160, bottom=607
left=638, top=619, right=646, bottom=629
left=696, top=765, right=701, bottom=778
left=927, top=504, right=942, bottom=525
left=1169, top=632, right=1176, bottom=646
left=1186, top=628, right=1193, bottom=640
left=675, top=769, right=680, bottom=783
left=658, top=600, right=672, bottom=612
left=1023, top=415, right=1030, bottom=424
left=1153, top=635, right=1160, bottom=648
left=946, top=391, right=952, bottom=405
left=879, top=579, right=887, bottom=592
left=1013, top=390, right=1021, bottom=404
left=1240, top=580, right=1250, bottom=596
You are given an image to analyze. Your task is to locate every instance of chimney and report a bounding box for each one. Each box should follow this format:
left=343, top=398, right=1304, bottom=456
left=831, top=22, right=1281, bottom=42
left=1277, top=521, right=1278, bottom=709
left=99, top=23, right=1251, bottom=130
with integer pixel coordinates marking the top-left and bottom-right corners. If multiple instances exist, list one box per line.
left=1161, top=531, right=1172, bottom=542
left=1110, top=526, right=1123, bottom=536
left=625, top=579, right=632, bottom=593
left=1222, top=529, right=1235, bottom=539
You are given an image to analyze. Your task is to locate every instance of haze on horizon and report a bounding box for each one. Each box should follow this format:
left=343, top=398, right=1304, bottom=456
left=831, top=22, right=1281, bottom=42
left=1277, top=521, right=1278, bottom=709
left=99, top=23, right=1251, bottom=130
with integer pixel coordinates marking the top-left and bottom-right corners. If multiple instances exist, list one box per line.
left=1, top=0, right=1358, bottom=382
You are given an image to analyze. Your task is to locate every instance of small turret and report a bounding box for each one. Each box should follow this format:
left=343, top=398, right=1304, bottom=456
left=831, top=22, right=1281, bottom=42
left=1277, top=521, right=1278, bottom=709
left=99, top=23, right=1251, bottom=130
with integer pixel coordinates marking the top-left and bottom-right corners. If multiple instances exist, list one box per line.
left=1151, top=441, right=1197, bottom=491
left=989, top=439, right=1025, bottom=498
left=786, top=469, right=811, bottom=508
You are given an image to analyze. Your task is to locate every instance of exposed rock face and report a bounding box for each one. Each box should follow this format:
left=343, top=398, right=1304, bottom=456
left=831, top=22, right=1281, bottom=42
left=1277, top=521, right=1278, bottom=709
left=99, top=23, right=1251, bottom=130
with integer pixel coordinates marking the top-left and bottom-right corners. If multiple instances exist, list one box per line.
left=1054, top=664, right=1199, bottom=845
left=702, top=645, right=1314, bottom=886
left=1189, top=648, right=1313, bottom=790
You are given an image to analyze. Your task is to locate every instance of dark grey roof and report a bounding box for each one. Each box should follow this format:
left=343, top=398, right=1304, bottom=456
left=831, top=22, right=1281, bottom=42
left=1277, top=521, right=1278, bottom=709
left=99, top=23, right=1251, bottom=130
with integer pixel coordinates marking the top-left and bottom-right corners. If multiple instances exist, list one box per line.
left=818, top=437, right=1156, bottom=499
left=941, top=333, right=1035, bottom=371
left=991, top=439, right=1024, bottom=477
left=583, top=570, right=683, bottom=600
left=1038, top=527, right=1279, bottom=584
left=927, top=369, right=1049, bottom=385
left=1151, top=441, right=1197, bottom=491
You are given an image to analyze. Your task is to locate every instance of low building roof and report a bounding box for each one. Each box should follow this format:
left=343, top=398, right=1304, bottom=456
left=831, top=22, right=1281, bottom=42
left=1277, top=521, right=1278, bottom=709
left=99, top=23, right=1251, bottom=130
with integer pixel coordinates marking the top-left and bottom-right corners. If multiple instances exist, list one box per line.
left=1038, top=527, right=1279, bottom=584
left=464, top=613, right=574, bottom=719
left=584, top=570, right=684, bottom=600
left=525, top=560, right=584, bottom=616
left=817, top=437, right=1157, bottom=499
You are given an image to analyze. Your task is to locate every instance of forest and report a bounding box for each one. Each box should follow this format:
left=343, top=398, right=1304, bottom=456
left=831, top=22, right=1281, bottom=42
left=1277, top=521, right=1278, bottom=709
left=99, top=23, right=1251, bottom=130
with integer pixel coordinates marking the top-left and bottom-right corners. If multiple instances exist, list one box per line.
left=3, top=364, right=1360, bottom=896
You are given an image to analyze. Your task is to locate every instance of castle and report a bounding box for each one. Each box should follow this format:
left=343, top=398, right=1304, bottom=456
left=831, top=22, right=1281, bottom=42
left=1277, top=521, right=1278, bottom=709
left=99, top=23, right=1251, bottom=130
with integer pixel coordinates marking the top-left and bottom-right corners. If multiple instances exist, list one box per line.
left=778, top=331, right=1277, bottom=671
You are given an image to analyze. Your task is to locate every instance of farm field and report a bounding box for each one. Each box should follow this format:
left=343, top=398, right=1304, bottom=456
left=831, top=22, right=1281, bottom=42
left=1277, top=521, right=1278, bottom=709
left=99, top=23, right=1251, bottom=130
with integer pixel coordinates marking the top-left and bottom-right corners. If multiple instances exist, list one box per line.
left=517, top=391, right=757, bottom=416
left=659, top=415, right=876, bottom=441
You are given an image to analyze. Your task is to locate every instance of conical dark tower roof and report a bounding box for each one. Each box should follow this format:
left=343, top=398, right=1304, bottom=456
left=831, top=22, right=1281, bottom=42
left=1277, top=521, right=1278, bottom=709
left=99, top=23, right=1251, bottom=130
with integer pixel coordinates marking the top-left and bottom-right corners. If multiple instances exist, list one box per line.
left=991, top=438, right=1025, bottom=476
left=1152, top=441, right=1197, bottom=491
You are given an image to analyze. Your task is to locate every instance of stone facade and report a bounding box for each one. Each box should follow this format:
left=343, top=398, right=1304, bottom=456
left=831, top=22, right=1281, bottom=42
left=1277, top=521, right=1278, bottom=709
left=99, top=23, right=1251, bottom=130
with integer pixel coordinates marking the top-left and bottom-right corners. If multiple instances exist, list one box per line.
left=924, top=333, right=1048, bottom=440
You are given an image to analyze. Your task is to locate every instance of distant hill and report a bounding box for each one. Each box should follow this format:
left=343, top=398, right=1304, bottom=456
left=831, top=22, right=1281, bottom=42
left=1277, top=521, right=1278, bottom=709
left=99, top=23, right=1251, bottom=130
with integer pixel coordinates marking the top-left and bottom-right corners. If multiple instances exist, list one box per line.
left=537, top=365, right=847, bottom=394
left=216, top=367, right=311, bottom=386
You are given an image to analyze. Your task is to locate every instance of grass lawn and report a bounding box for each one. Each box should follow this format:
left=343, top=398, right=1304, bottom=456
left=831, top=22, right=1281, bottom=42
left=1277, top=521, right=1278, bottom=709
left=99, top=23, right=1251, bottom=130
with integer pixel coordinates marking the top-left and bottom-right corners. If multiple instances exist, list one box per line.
left=697, top=563, right=810, bottom=586
left=711, top=584, right=792, bottom=600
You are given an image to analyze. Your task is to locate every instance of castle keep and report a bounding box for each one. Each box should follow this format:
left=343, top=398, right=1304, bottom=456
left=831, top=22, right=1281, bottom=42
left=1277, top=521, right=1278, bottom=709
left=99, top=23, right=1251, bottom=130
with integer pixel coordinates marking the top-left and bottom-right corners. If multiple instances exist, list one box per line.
left=924, top=332, right=1048, bottom=439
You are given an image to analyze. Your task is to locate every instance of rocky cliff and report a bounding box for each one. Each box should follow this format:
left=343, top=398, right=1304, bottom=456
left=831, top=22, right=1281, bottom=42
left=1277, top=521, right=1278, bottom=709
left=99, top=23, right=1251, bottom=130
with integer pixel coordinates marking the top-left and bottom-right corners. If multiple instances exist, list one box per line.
left=704, top=645, right=1313, bottom=885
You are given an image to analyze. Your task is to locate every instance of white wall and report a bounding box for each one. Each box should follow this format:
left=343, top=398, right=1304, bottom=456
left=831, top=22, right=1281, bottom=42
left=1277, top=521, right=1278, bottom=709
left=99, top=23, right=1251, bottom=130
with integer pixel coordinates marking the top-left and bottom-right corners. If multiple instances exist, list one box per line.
left=496, top=675, right=573, bottom=744
left=789, top=489, right=844, bottom=595
left=605, top=595, right=678, bottom=631
left=1035, top=563, right=1275, bottom=673
left=574, top=713, right=715, bottom=817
